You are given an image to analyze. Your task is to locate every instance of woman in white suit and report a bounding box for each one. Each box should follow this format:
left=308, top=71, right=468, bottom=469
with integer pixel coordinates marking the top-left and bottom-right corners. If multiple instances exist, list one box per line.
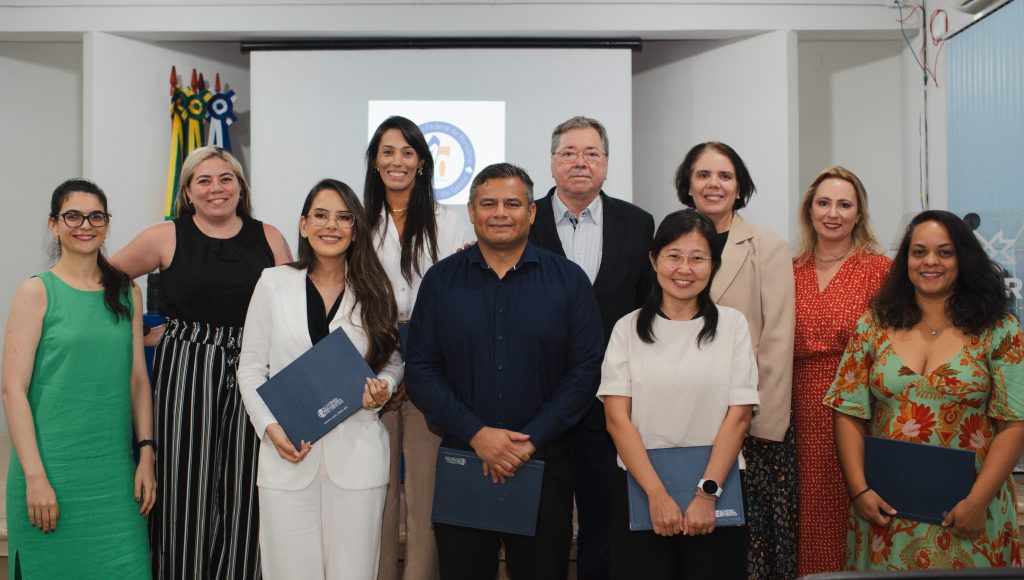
left=238, top=178, right=403, bottom=580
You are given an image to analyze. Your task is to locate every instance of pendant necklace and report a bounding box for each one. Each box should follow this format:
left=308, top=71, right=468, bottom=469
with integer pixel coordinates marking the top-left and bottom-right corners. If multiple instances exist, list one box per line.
left=814, top=247, right=852, bottom=263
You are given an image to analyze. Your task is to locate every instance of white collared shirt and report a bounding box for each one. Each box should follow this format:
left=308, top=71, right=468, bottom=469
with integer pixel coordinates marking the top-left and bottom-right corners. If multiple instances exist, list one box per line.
left=553, top=192, right=603, bottom=283
left=373, top=203, right=473, bottom=322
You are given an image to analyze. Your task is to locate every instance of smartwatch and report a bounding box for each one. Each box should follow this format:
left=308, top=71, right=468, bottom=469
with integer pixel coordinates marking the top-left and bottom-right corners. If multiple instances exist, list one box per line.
left=697, top=478, right=722, bottom=498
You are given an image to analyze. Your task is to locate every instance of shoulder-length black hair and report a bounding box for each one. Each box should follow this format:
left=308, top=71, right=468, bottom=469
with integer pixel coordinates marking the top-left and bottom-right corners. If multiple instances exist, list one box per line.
left=363, top=116, right=439, bottom=285
left=637, top=209, right=721, bottom=347
left=873, top=210, right=1008, bottom=335
left=675, top=141, right=757, bottom=212
left=291, top=179, right=400, bottom=373
left=49, top=179, right=131, bottom=322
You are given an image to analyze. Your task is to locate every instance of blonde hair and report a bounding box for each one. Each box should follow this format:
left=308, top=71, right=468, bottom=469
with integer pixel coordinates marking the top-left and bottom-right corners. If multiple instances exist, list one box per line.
left=174, top=146, right=254, bottom=219
left=796, top=166, right=879, bottom=263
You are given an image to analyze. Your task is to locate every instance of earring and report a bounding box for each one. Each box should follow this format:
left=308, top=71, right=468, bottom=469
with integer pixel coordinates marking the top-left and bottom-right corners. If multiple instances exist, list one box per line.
left=376, top=166, right=381, bottom=174
left=417, top=167, right=424, bottom=176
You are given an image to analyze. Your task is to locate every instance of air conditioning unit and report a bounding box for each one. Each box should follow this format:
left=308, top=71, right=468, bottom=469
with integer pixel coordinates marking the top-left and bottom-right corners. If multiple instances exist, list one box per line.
left=955, top=0, right=1002, bottom=14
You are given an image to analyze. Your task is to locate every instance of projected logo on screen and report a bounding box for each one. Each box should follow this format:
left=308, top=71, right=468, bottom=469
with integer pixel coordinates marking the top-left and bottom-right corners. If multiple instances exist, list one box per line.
left=368, top=101, right=505, bottom=205
left=420, top=121, right=476, bottom=201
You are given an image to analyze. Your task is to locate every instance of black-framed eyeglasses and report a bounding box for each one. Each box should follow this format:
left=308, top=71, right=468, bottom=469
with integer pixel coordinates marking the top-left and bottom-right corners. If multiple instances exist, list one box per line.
left=307, top=209, right=355, bottom=229
left=58, top=211, right=110, bottom=228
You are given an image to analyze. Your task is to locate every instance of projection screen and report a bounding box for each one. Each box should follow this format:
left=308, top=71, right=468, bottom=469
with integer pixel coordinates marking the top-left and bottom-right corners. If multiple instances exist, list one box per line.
left=250, top=48, right=632, bottom=246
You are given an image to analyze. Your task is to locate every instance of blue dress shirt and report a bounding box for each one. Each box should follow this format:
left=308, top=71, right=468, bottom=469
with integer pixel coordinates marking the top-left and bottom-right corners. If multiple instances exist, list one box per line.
left=405, top=242, right=604, bottom=450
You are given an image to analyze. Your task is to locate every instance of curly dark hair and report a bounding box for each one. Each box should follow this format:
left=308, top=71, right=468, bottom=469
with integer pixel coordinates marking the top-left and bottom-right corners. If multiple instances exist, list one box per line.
left=873, top=210, right=1008, bottom=335
left=637, top=209, right=721, bottom=347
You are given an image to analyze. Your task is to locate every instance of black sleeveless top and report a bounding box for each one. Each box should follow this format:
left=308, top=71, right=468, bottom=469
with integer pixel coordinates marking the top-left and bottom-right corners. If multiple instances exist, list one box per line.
left=160, top=215, right=274, bottom=327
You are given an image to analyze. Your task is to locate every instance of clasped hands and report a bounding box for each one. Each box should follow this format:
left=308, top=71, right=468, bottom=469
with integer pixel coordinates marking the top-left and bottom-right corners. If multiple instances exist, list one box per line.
left=852, top=489, right=985, bottom=540
left=470, top=426, right=536, bottom=483
left=647, top=489, right=718, bottom=538
left=266, top=378, right=390, bottom=463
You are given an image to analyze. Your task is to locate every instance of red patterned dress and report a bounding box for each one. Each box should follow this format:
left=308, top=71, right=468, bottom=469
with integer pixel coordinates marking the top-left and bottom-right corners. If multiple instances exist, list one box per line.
left=793, top=251, right=891, bottom=576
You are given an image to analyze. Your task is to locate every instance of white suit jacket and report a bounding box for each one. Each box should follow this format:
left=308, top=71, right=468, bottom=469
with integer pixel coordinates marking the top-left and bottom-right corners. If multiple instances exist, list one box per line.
left=237, top=265, right=403, bottom=491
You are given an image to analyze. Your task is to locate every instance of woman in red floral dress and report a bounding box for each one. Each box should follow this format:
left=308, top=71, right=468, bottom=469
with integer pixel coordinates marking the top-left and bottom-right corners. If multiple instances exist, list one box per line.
left=792, top=167, right=890, bottom=575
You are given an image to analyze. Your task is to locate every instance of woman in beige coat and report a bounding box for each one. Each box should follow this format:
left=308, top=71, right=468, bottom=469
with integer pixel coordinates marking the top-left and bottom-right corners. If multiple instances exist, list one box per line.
left=675, top=141, right=796, bottom=580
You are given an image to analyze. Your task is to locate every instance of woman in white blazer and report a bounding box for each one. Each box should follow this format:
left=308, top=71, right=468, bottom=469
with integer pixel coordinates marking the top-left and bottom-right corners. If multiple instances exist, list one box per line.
left=238, top=178, right=403, bottom=580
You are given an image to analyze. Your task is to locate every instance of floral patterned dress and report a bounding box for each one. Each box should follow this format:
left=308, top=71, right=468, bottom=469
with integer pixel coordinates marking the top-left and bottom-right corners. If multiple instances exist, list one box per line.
left=823, top=311, right=1024, bottom=570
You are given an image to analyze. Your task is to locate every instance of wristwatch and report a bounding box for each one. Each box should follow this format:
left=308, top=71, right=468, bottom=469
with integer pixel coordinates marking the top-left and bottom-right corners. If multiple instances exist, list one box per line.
left=697, top=478, right=722, bottom=498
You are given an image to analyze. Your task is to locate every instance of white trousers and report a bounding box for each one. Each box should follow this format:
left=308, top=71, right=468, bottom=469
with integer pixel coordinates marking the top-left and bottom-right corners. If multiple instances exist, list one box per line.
left=259, top=458, right=387, bottom=580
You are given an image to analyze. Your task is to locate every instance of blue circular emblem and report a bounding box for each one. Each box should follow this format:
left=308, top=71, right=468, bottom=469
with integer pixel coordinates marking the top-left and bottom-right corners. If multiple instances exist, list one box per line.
left=419, top=121, right=476, bottom=201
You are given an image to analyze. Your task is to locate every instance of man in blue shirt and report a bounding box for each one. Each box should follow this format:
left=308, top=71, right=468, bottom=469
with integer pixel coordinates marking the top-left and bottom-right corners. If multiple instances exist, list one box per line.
left=406, top=163, right=604, bottom=580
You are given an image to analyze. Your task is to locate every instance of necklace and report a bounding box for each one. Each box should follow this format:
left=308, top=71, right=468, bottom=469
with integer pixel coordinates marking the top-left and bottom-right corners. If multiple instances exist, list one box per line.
left=389, top=206, right=408, bottom=214
left=815, top=247, right=852, bottom=263
left=920, top=318, right=949, bottom=336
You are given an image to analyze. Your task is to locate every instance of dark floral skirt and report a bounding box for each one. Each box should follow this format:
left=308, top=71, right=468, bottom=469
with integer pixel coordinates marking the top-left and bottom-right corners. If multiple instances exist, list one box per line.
left=741, top=427, right=798, bottom=580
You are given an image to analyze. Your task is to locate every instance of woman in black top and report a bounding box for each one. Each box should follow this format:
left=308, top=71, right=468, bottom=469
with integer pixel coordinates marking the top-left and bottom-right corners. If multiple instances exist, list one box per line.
left=111, top=146, right=291, bottom=580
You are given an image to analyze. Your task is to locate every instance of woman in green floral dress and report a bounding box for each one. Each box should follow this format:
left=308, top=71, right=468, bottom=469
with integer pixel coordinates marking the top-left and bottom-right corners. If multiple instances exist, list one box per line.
left=824, top=210, right=1024, bottom=571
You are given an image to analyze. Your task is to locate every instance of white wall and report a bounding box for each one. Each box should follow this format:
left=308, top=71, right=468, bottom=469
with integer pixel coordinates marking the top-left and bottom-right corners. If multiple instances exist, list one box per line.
left=632, top=32, right=799, bottom=242
left=0, top=2, right=902, bottom=41
left=0, top=41, right=83, bottom=432
left=250, top=48, right=632, bottom=248
left=896, top=0, right=981, bottom=241
left=798, top=39, right=905, bottom=251
left=84, top=32, right=250, bottom=263
left=0, top=35, right=248, bottom=432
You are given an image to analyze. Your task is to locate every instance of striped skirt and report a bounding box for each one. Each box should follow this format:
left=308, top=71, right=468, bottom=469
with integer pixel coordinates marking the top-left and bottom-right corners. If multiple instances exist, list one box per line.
left=149, top=318, right=262, bottom=580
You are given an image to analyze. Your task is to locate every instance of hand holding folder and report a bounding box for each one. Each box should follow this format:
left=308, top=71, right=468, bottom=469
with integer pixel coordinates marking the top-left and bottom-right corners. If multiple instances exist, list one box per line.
left=432, top=447, right=545, bottom=536
left=626, top=446, right=745, bottom=532
left=257, top=328, right=378, bottom=450
left=863, top=436, right=975, bottom=526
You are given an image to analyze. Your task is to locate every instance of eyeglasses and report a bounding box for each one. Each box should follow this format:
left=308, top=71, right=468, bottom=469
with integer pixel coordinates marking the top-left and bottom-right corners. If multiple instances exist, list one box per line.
left=57, top=211, right=110, bottom=228
left=660, top=253, right=710, bottom=267
left=553, top=149, right=606, bottom=165
left=307, top=210, right=355, bottom=229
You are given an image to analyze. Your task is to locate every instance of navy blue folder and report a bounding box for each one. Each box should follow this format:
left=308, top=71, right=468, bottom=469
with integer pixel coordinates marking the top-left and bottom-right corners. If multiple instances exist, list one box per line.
left=431, top=447, right=545, bottom=536
left=864, top=436, right=976, bottom=525
left=626, top=446, right=745, bottom=531
left=256, top=328, right=374, bottom=448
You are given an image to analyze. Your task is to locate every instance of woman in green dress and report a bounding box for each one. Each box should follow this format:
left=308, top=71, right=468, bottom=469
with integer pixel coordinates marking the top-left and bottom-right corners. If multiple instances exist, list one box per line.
left=824, top=210, right=1024, bottom=570
left=2, top=179, right=156, bottom=578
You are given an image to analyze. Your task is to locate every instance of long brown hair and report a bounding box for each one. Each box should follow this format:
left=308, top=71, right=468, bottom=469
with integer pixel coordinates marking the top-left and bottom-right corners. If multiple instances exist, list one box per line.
left=291, top=179, right=399, bottom=372
left=363, top=116, right=440, bottom=284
